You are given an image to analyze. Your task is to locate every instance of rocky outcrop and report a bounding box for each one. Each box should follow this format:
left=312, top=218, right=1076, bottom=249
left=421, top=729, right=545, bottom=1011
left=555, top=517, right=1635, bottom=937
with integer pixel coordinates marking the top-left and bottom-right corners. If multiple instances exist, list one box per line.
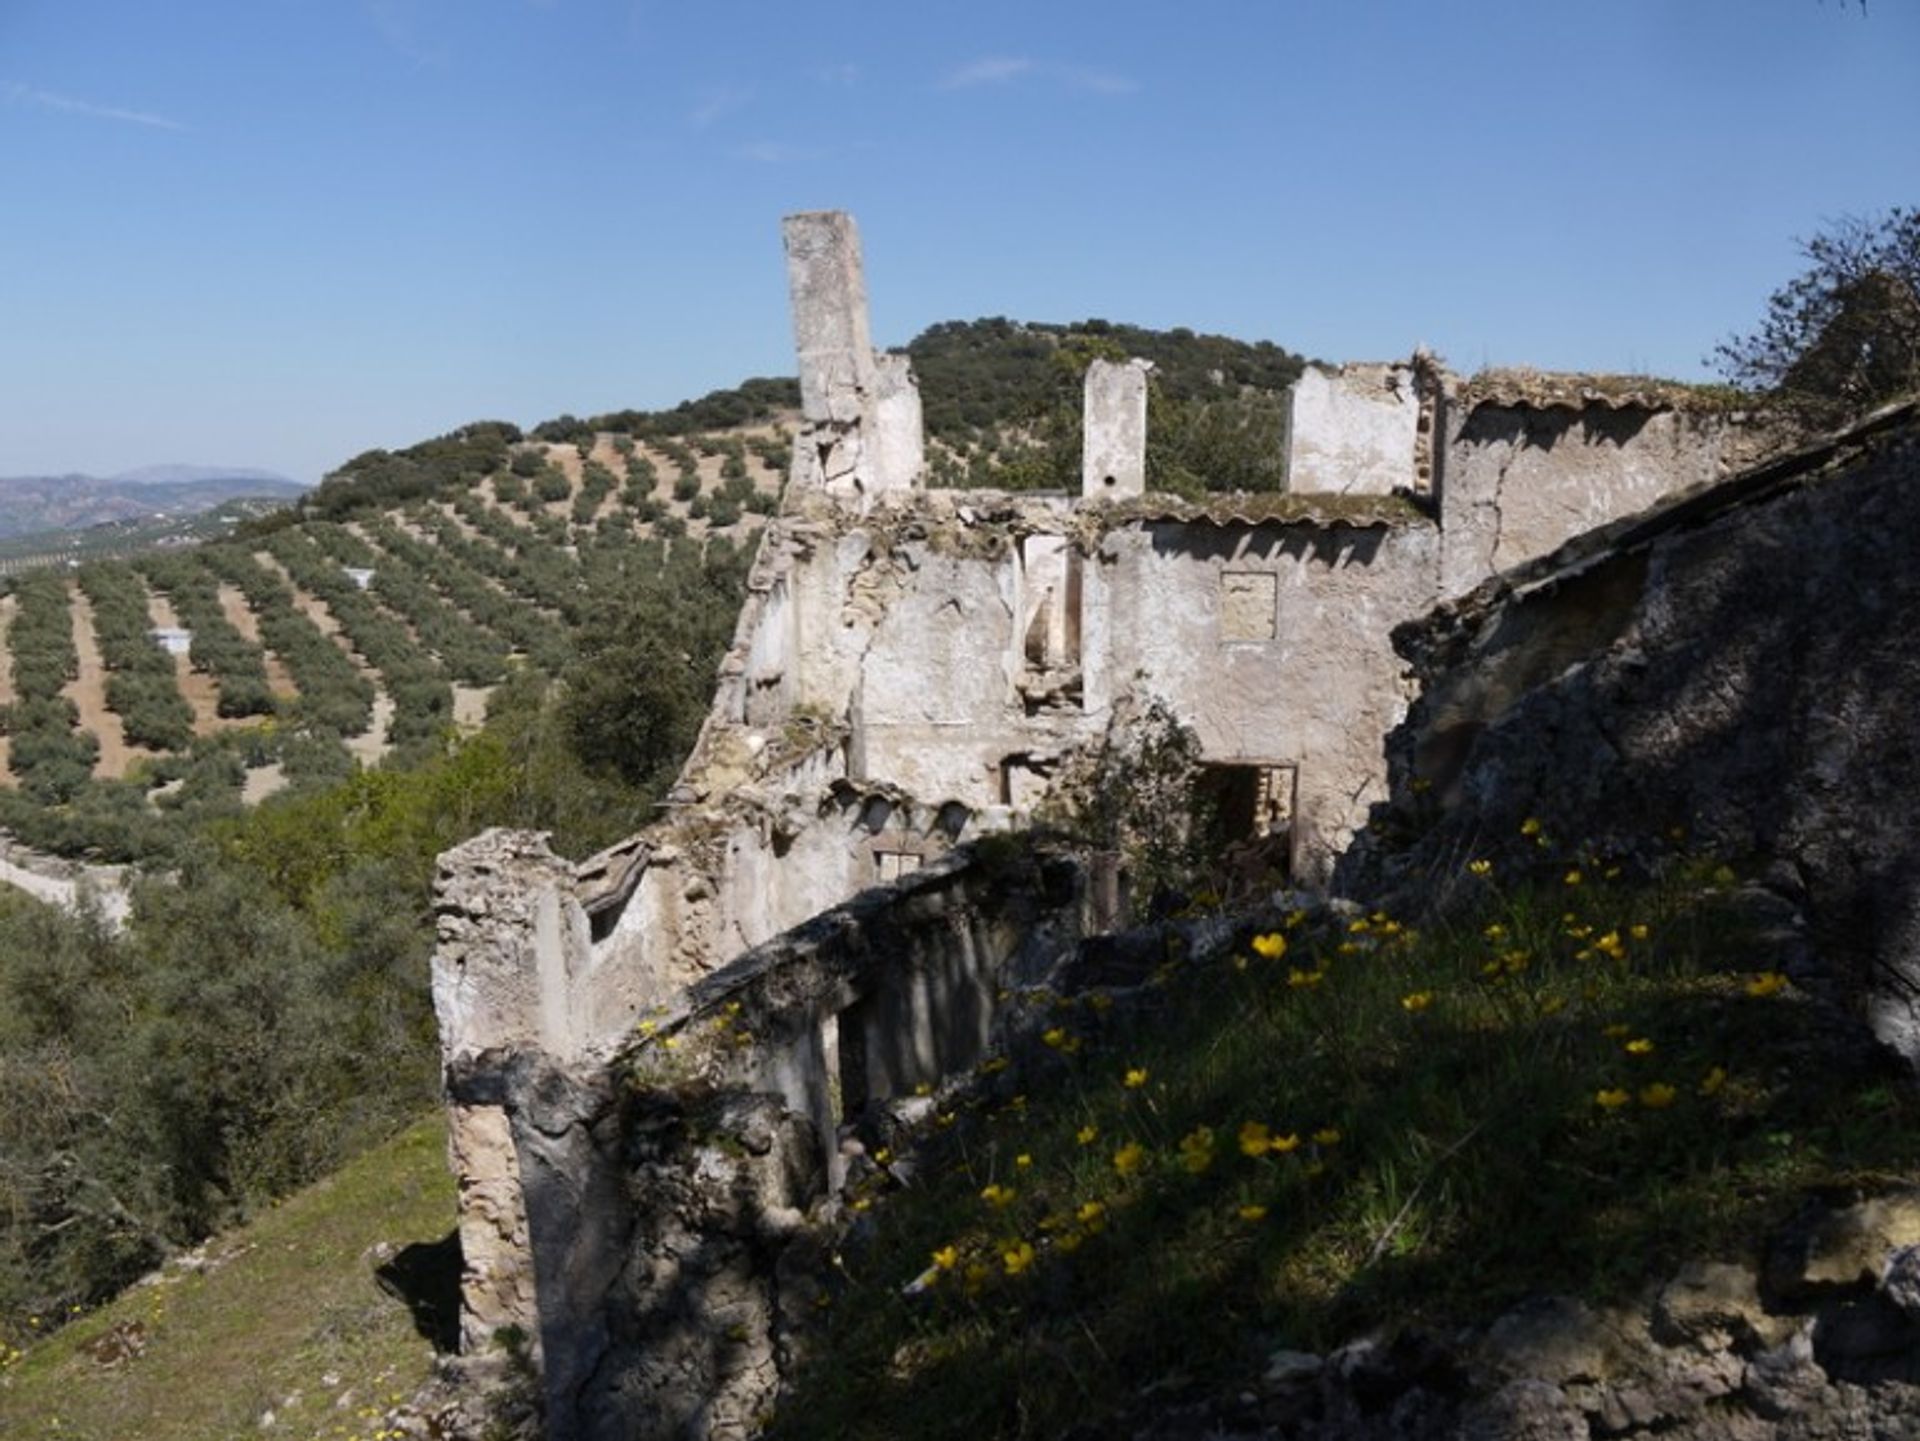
left=1343, top=400, right=1920, bottom=1062
left=1105, top=1193, right=1920, bottom=1438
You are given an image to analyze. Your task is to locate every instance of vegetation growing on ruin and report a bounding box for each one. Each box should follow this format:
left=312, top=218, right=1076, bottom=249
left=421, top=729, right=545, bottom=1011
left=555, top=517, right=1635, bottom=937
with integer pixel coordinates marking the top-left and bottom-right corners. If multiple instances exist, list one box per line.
left=773, top=844, right=1918, bottom=1440
left=1715, top=206, right=1920, bottom=424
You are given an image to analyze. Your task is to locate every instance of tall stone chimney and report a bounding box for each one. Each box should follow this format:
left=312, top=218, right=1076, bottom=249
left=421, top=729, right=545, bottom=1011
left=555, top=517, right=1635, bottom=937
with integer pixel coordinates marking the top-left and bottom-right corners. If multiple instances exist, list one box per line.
left=781, top=211, right=923, bottom=502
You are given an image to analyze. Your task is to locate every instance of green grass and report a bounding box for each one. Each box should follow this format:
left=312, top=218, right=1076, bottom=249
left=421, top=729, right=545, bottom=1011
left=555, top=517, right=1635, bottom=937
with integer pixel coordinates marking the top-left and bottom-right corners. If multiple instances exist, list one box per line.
left=0, top=1113, right=454, bottom=1441
left=771, top=854, right=1920, bottom=1440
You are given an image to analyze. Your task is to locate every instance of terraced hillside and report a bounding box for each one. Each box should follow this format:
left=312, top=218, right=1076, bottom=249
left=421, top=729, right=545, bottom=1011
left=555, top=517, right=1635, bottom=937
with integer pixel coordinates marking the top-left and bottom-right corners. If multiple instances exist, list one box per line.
left=0, top=425, right=789, bottom=836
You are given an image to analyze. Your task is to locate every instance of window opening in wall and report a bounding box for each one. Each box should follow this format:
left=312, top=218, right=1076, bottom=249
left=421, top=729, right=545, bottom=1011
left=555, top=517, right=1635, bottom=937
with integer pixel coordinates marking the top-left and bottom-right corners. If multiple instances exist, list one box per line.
left=1016, top=535, right=1084, bottom=712
left=833, top=1001, right=870, bottom=1124
left=998, top=753, right=1055, bottom=810
left=1197, top=762, right=1298, bottom=889
left=875, top=850, right=922, bottom=883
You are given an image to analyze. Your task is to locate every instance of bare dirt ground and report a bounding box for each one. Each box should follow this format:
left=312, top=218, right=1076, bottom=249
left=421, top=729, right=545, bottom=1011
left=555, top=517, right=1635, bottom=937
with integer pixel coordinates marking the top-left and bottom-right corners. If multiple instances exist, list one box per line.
left=217, top=581, right=299, bottom=700
left=346, top=691, right=395, bottom=769
left=66, top=584, right=149, bottom=780
left=0, top=594, right=16, bottom=708
left=452, top=684, right=491, bottom=730
left=241, top=762, right=288, bottom=805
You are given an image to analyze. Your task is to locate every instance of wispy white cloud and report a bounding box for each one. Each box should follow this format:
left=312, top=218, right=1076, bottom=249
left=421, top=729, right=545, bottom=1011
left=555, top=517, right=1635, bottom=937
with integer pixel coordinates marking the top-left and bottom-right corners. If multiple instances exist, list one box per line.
left=940, top=55, right=1035, bottom=90
left=689, top=85, right=752, bottom=130
left=938, top=56, right=1137, bottom=96
left=816, top=62, right=860, bottom=88
left=4, top=82, right=186, bottom=131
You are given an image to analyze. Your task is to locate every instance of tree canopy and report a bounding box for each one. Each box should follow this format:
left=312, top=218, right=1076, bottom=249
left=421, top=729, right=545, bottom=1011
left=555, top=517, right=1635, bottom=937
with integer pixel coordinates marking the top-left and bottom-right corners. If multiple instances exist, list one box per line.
left=1715, top=207, right=1920, bottom=422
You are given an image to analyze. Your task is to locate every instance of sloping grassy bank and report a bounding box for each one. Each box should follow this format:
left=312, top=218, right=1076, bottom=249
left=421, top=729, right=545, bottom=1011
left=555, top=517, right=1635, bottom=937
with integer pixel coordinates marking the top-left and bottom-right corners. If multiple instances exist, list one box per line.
left=772, top=843, right=1919, bottom=1439
left=0, top=1113, right=453, bottom=1441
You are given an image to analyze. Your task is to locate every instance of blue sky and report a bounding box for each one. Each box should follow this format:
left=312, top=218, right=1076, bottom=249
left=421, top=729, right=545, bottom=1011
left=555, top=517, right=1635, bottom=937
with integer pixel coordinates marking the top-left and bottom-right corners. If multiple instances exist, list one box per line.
left=2, top=0, right=1916, bottom=483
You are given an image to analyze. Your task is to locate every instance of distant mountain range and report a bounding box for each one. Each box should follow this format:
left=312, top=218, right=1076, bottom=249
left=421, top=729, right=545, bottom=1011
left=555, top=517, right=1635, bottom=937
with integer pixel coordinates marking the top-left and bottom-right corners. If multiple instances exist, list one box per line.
left=0, top=467, right=305, bottom=541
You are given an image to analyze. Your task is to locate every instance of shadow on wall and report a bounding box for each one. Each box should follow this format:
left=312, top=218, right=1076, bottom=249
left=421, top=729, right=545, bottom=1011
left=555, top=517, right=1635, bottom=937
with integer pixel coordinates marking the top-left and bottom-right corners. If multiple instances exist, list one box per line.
left=1455, top=404, right=1657, bottom=452
left=1146, top=522, right=1392, bottom=569
left=1352, top=419, right=1920, bottom=1055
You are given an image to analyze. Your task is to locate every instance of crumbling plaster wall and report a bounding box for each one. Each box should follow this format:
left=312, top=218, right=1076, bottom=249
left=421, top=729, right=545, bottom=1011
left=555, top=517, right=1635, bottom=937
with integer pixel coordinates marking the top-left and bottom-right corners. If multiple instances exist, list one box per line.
left=445, top=842, right=1086, bottom=1441
left=1437, top=401, right=1740, bottom=598
left=1097, top=517, right=1441, bottom=875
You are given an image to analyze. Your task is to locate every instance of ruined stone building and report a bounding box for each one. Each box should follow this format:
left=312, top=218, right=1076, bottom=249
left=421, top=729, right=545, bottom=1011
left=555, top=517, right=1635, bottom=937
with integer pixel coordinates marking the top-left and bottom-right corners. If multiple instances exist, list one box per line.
left=428, top=211, right=1784, bottom=1436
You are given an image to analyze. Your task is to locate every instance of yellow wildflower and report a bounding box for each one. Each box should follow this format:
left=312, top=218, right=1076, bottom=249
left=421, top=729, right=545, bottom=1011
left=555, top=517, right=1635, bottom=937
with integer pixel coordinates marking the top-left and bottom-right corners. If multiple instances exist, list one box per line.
left=1002, top=1241, right=1036, bottom=1277
left=1015, top=1153, right=1032, bottom=1170
left=1268, top=1132, right=1302, bottom=1155
left=1624, top=1037, right=1655, bottom=1056
left=1337, top=941, right=1361, bottom=956
left=1237, top=1204, right=1269, bottom=1222
left=1076, top=1200, right=1107, bottom=1230
left=1484, top=923, right=1508, bottom=941
left=1076, top=1124, right=1098, bottom=1146
left=1564, top=869, right=1584, bottom=887
left=980, top=1183, right=1016, bottom=1209
left=1251, top=931, right=1287, bottom=959
left=1113, top=1142, right=1147, bottom=1178
left=1313, top=1127, right=1342, bottom=1147
left=1595, top=1088, right=1632, bottom=1110
left=1520, top=817, right=1542, bottom=837
left=1124, top=1067, right=1150, bottom=1089
left=1401, top=991, right=1434, bottom=1013
left=1595, top=931, right=1625, bottom=959
left=1041, top=1027, right=1069, bottom=1049
left=1468, top=859, right=1493, bottom=877
left=931, top=1245, right=959, bottom=1271
left=1602, top=1023, right=1631, bottom=1039
left=1639, top=1082, right=1678, bottom=1110
left=1699, top=1065, right=1728, bottom=1096
left=1746, top=972, right=1788, bottom=998
left=1630, top=924, right=1650, bottom=942
left=1349, top=917, right=1371, bottom=934
left=1288, top=967, right=1326, bottom=989
left=1178, top=1127, right=1216, bottom=1175
left=1238, top=1121, right=1273, bottom=1157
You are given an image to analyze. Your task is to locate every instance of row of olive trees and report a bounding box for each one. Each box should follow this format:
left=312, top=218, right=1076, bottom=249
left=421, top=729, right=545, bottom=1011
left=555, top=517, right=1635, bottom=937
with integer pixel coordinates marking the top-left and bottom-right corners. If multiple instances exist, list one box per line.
left=139, top=551, right=278, bottom=718
left=1, top=574, right=98, bottom=803
left=75, top=561, right=195, bottom=753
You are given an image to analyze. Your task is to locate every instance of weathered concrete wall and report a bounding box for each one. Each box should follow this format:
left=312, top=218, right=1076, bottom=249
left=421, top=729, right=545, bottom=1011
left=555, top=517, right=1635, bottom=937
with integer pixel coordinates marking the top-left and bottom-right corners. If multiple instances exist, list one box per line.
left=1082, top=357, right=1150, bottom=499
left=1346, top=401, right=1920, bottom=1057
left=1437, top=400, right=1739, bottom=598
left=1094, top=514, right=1439, bottom=877
left=448, top=843, right=1086, bottom=1441
left=1288, top=362, right=1421, bottom=495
